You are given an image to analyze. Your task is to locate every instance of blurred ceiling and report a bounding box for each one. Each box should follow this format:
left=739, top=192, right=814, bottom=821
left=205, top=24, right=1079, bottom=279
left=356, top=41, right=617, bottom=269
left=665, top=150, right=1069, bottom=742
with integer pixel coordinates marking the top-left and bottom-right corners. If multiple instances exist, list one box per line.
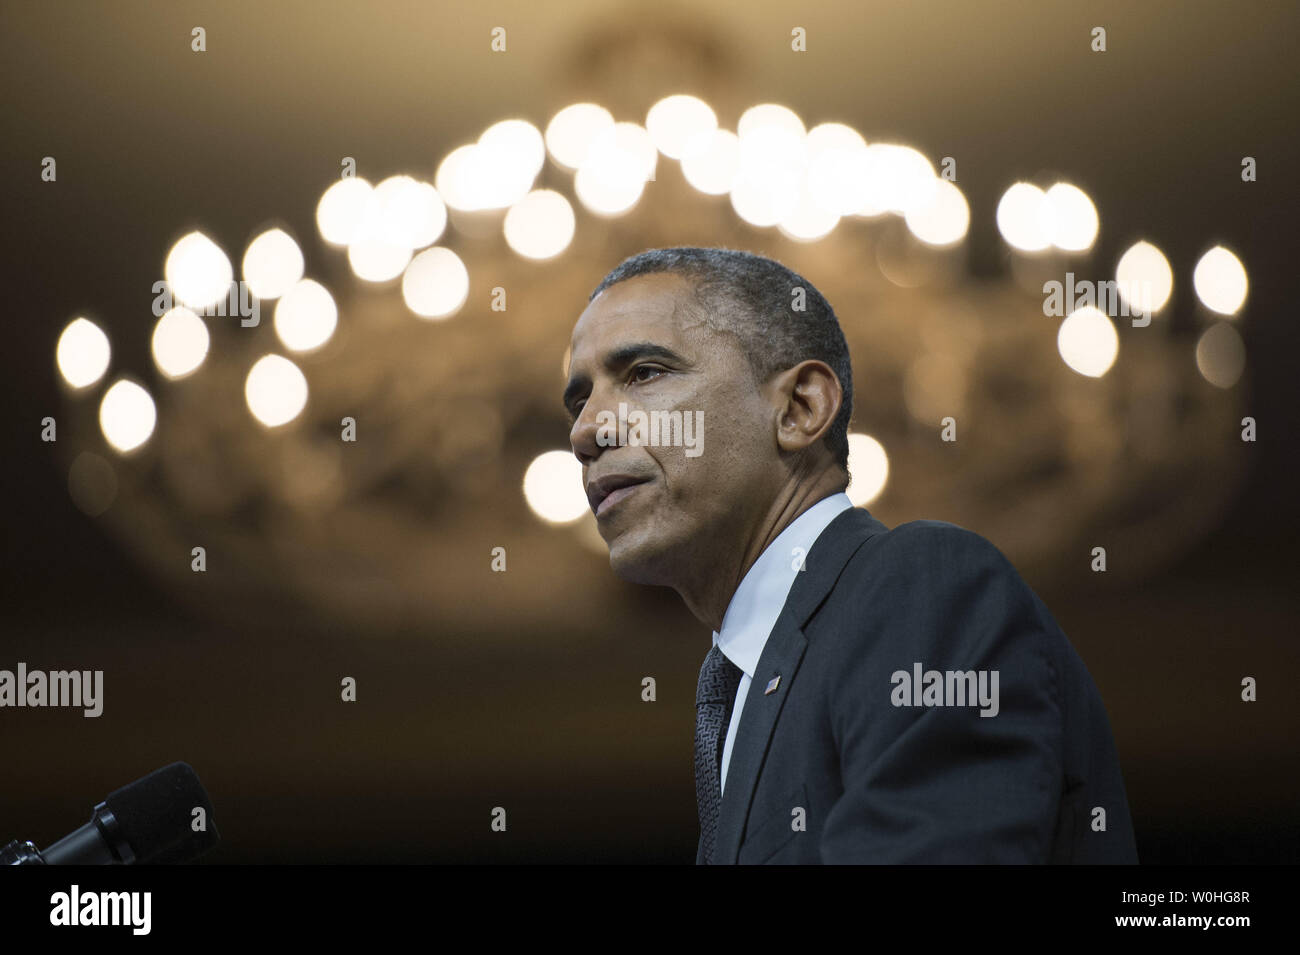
left=4, top=0, right=1297, bottom=648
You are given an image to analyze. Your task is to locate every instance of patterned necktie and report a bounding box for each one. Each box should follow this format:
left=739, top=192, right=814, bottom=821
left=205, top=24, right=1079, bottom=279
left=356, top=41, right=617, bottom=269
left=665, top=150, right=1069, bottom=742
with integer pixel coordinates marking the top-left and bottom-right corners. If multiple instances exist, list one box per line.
left=695, top=644, right=745, bottom=865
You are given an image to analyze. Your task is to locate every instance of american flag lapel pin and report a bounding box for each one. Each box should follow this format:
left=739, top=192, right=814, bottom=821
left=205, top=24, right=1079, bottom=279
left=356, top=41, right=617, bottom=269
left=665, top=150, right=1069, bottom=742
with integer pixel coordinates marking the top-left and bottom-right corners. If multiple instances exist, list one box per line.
left=764, top=675, right=781, bottom=695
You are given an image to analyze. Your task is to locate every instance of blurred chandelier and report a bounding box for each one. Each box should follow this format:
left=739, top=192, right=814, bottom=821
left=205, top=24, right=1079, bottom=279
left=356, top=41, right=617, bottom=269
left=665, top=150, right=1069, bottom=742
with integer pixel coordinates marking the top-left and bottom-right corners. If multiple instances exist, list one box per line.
left=51, top=18, right=1250, bottom=637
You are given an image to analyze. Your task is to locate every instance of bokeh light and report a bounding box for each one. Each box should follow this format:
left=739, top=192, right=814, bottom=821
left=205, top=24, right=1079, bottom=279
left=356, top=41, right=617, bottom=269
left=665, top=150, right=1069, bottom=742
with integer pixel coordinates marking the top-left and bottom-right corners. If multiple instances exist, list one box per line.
left=478, top=119, right=546, bottom=202
left=364, top=176, right=446, bottom=251
left=905, top=179, right=970, bottom=247
left=437, top=120, right=545, bottom=212
left=545, top=103, right=615, bottom=169
left=996, top=183, right=1051, bottom=252
left=1057, top=306, right=1119, bottom=377
left=523, top=450, right=588, bottom=524
left=845, top=433, right=890, bottom=506
left=807, top=135, right=872, bottom=217
left=504, top=189, right=576, bottom=259
left=778, top=176, right=839, bottom=241
left=1193, top=245, right=1248, bottom=315
left=98, top=379, right=157, bottom=453
left=346, top=175, right=448, bottom=282
left=680, top=128, right=740, bottom=195
left=1115, top=240, right=1174, bottom=314
left=316, top=178, right=373, bottom=246
left=1038, top=182, right=1099, bottom=252
left=347, top=226, right=412, bottom=284
left=165, top=231, right=233, bottom=309
left=245, top=354, right=308, bottom=427
left=435, top=145, right=481, bottom=211
left=1196, top=322, right=1247, bottom=388
left=242, top=228, right=305, bottom=300
left=151, top=307, right=210, bottom=380
left=805, top=122, right=866, bottom=157
left=575, top=122, right=656, bottom=215
left=406, top=182, right=448, bottom=249
left=67, top=451, right=117, bottom=517
left=401, top=247, right=470, bottom=319
left=274, top=279, right=338, bottom=353
left=737, top=103, right=805, bottom=139
left=646, top=94, right=717, bottom=159
left=56, top=317, right=111, bottom=389
left=866, top=144, right=938, bottom=217
left=732, top=123, right=806, bottom=227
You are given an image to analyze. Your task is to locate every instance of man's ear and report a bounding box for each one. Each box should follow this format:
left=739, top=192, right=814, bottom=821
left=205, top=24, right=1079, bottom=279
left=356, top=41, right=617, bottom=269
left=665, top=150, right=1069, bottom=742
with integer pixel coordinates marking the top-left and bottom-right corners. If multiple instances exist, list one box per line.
left=770, top=360, right=842, bottom=454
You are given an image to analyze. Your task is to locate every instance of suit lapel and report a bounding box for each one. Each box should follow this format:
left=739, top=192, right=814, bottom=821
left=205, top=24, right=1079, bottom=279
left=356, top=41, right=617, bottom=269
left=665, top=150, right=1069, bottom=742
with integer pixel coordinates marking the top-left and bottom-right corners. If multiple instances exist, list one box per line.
left=711, top=506, right=890, bottom=863
left=711, top=614, right=807, bottom=863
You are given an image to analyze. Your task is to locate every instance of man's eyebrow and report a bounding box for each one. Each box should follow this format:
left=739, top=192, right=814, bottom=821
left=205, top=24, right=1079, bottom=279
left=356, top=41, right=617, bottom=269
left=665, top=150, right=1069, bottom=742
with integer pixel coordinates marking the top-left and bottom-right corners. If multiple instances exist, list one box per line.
left=562, top=342, right=690, bottom=417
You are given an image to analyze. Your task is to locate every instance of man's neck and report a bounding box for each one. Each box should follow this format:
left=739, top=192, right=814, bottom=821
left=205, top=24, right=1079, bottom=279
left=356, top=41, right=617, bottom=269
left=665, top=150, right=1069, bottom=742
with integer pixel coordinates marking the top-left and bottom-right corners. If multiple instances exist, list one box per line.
left=676, top=470, right=848, bottom=633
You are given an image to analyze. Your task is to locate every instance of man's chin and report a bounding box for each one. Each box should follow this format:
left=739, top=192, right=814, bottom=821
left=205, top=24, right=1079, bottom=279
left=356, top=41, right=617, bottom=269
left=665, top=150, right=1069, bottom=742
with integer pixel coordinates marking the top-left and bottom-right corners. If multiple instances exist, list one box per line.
left=606, top=534, right=676, bottom=586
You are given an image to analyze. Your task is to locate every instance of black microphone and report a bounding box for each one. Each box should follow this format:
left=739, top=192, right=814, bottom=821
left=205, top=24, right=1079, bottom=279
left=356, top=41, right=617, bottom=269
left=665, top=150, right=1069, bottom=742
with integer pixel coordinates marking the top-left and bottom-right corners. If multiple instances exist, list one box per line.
left=3, top=762, right=219, bottom=865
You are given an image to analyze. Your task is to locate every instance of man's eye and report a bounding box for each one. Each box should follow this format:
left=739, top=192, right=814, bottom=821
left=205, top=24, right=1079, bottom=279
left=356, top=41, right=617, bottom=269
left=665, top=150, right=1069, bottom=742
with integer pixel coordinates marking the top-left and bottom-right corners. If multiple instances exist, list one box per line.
left=630, top=364, right=665, bottom=384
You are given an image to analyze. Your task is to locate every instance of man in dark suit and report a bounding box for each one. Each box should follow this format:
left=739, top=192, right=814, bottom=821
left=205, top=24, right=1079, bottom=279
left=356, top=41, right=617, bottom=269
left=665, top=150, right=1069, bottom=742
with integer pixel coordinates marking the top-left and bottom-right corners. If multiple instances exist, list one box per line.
left=563, top=246, right=1138, bottom=864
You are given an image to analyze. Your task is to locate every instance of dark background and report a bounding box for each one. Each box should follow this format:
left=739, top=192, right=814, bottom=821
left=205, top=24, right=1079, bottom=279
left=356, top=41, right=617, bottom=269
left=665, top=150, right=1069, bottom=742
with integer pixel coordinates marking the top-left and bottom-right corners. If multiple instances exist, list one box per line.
left=2, top=0, right=1297, bottom=863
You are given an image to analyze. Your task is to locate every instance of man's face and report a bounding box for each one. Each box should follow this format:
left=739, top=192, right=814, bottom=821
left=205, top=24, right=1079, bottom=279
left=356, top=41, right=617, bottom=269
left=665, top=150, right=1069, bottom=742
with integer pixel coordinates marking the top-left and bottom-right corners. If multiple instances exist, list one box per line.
left=564, top=272, right=779, bottom=585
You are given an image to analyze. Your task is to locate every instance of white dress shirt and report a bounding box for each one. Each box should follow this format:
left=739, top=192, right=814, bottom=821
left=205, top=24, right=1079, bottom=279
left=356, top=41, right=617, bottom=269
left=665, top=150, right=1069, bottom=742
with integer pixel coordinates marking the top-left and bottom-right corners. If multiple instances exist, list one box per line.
left=712, top=491, right=853, bottom=796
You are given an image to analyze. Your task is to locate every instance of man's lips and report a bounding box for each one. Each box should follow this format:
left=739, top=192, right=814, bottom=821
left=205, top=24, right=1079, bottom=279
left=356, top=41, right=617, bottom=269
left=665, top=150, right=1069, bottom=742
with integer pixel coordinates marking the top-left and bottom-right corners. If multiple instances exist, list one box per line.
left=592, top=479, right=649, bottom=517
left=590, top=478, right=650, bottom=522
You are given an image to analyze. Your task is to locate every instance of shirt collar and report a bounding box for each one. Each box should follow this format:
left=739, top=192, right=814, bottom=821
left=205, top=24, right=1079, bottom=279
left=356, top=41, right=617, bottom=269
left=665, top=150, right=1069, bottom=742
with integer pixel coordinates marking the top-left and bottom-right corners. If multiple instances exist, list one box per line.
left=711, top=492, right=854, bottom=678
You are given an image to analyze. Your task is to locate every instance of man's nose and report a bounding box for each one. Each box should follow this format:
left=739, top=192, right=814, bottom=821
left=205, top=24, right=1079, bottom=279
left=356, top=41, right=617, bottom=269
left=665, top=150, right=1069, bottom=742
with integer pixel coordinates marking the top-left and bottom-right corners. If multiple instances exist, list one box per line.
left=569, top=389, right=613, bottom=465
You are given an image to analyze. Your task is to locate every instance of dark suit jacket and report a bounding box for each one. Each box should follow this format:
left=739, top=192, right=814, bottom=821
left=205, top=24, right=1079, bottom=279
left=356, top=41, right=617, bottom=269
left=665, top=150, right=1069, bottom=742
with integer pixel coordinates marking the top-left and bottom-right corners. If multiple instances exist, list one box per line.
left=697, top=507, right=1138, bottom=864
